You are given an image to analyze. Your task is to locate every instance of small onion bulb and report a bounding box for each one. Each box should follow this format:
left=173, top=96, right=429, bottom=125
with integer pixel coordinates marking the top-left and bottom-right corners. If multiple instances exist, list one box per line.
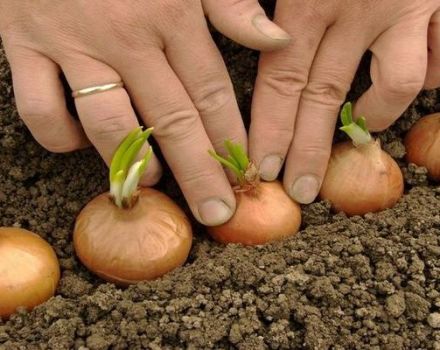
left=319, top=140, right=404, bottom=216
left=208, top=181, right=301, bottom=245
left=0, top=227, right=60, bottom=319
left=405, top=113, right=440, bottom=180
left=74, top=188, right=192, bottom=286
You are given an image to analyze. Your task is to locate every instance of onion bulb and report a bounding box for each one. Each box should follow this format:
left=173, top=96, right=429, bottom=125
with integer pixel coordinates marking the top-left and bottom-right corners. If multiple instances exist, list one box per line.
left=73, top=128, right=192, bottom=285
left=0, top=227, right=60, bottom=318
left=74, top=188, right=192, bottom=285
left=319, top=103, right=404, bottom=216
left=208, top=181, right=301, bottom=245
left=208, top=141, right=301, bottom=245
left=404, top=113, right=440, bottom=180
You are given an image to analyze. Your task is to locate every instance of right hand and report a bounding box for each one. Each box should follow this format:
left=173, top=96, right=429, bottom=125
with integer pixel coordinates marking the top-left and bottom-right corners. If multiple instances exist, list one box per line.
left=0, top=0, right=290, bottom=225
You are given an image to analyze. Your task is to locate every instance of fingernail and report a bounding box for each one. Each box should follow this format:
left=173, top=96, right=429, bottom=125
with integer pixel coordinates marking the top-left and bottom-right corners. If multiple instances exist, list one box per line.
left=198, top=198, right=233, bottom=226
left=259, top=155, right=283, bottom=181
left=252, top=14, right=291, bottom=41
left=289, top=175, right=320, bottom=204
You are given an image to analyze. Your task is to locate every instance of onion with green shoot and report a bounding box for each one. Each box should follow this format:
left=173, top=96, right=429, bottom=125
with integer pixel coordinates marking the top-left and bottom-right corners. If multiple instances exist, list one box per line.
left=319, top=102, right=404, bottom=216
left=73, top=127, right=192, bottom=286
left=207, top=141, right=301, bottom=245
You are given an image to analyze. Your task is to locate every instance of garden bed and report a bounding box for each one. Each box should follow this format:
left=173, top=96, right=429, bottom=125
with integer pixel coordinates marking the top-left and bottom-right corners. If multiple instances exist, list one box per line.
left=0, top=7, right=440, bottom=349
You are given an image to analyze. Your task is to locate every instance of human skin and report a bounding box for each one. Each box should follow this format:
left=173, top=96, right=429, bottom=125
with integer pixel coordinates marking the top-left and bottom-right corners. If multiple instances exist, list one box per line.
left=0, top=0, right=290, bottom=226
left=1, top=1, right=439, bottom=226
left=250, top=0, right=440, bottom=204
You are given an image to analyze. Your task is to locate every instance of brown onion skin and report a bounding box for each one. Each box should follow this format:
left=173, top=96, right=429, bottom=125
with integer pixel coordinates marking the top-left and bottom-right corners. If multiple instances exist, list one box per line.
left=0, top=227, right=60, bottom=319
left=208, top=181, right=301, bottom=245
left=319, top=140, right=403, bottom=216
left=405, top=113, right=440, bottom=180
left=73, top=188, right=192, bottom=286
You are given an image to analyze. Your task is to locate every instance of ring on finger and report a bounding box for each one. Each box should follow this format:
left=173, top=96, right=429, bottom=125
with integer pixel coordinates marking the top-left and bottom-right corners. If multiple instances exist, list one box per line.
left=71, top=81, right=124, bottom=98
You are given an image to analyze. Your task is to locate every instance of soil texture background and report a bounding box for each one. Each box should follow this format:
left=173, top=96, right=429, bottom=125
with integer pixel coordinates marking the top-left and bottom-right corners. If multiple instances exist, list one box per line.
left=1, top=3, right=440, bottom=349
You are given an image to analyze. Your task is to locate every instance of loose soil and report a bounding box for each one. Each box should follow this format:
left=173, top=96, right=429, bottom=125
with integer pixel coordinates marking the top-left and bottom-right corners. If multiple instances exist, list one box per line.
left=1, top=4, right=440, bottom=349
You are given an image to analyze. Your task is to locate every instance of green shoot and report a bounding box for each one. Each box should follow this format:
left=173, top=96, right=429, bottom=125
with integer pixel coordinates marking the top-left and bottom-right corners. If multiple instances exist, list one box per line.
left=209, top=140, right=250, bottom=185
left=109, top=127, right=154, bottom=208
left=339, top=102, right=372, bottom=146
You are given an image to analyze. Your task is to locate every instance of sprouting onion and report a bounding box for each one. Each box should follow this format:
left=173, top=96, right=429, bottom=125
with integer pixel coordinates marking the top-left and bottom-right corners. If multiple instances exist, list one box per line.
left=207, top=141, right=301, bottom=245
left=73, top=128, right=192, bottom=285
left=109, top=127, right=154, bottom=208
left=319, top=102, right=404, bottom=216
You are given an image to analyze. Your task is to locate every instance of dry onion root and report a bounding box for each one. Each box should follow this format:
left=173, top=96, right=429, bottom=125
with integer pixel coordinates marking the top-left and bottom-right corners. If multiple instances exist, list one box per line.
left=319, top=103, right=404, bottom=216
left=73, top=128, right=192, bottom=286
left=405, top=113, right=440, bottom=180
left=207, top=141, right=301, bottom=245
left=0, top=227, right=60, bottom=319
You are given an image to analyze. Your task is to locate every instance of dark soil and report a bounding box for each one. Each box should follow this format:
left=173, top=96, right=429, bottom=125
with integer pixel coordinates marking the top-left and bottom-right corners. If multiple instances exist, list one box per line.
left=1, top=4, right=440, bottom=349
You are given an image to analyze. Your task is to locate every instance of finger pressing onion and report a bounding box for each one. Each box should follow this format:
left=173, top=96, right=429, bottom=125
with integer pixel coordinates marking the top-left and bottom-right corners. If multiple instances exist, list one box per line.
left=207, top=141, right=301, bottom=245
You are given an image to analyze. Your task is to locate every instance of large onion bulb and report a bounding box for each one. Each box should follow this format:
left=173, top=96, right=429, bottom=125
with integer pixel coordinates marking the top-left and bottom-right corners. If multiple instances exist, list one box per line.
left=74, top=188, right=192, bottom=286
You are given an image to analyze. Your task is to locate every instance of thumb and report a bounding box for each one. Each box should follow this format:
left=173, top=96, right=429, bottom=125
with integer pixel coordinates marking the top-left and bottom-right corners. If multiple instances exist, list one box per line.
left=202, top=0, right=291, bottom=51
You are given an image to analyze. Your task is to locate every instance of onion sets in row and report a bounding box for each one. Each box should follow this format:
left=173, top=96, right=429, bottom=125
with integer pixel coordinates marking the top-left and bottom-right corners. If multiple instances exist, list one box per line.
left=208, top=141, right=301, bottom=245
left=73, top=128, right=192, bottom=285
left=2, top=109, right=437, bottom=316
left=0, top=227, right=60, bottom=318
left=319, top=103, right=404, bottom=216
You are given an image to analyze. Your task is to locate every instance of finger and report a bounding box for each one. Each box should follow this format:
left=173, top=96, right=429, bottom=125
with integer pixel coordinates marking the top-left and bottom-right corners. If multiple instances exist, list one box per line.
left=285, top=24, right=368, bottom=204
left=249, top=3, right=328, bottom=181
left=60, top=56, right=162, bottom=186
left=116, top=50, right=236, bottom=226
left=3, top=44, right=89, bottom=152
left=202, top=0, right=290, bottom=51
left=354, top=19, right=429, bottom=131
left=425, top=10, right=440, bottom=89
left=164, top=2, right=246, bottom=172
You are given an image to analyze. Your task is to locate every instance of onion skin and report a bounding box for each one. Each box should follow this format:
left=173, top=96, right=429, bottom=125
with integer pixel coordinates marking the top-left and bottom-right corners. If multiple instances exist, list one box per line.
left=319, top=140, right=404, bottom=216
left=0, top=227, right=60, bottom=319
left=73, top=188, right=192, bottom=286
left=405, top=113, right=440, bottom=180
left=208, top=181, right=301, bottom=245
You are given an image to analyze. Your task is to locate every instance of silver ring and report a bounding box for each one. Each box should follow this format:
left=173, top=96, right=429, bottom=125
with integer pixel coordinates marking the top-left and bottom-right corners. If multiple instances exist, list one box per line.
left=71, top=81, right=124, bottom=98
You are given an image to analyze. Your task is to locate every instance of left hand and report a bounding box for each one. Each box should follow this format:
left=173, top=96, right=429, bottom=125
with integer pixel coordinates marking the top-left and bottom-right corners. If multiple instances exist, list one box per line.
left=249, top=0, right=440, bottom=204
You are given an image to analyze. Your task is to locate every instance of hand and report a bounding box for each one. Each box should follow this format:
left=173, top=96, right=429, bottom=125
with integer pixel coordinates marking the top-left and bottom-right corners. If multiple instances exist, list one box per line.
left=249, top=0, right=440, bottom=204
left=0, top=0, right=290, bottom=225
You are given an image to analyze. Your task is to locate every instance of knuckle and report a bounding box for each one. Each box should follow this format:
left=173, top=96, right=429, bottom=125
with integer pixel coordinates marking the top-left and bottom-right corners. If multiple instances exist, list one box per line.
left=381, top=73, right=425, bottom=100
left=259, top=65, right=308, bottom=98
left=85, top=112, right=130, bottom=141
left=369, top=118, right=394, bottom=132
left=264, top=123, right=294, bottom=146
left=18, top=96, right=58, bottom=122
left=39, top=138, right=79, bottom=153
left=193, top=82, right=232, bottom=116
left=302, top=78, right=349, bottom=107
left=17, top=97, right=84, bottom=153
left=293, top=142, right=331, bottom=160
left=179, top=166, right=217, bottom=189
left=156, top=0, right=197, bottom=27
left=151, top=107, right=200, bottom=143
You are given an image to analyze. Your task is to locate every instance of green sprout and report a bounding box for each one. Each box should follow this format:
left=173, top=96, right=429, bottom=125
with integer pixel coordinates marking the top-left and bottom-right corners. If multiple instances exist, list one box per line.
left=209, top=140, right=250, bottom=185
left=110, top=127, right=153, bottom=208
left=340, top=102, right=372, bottom=146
